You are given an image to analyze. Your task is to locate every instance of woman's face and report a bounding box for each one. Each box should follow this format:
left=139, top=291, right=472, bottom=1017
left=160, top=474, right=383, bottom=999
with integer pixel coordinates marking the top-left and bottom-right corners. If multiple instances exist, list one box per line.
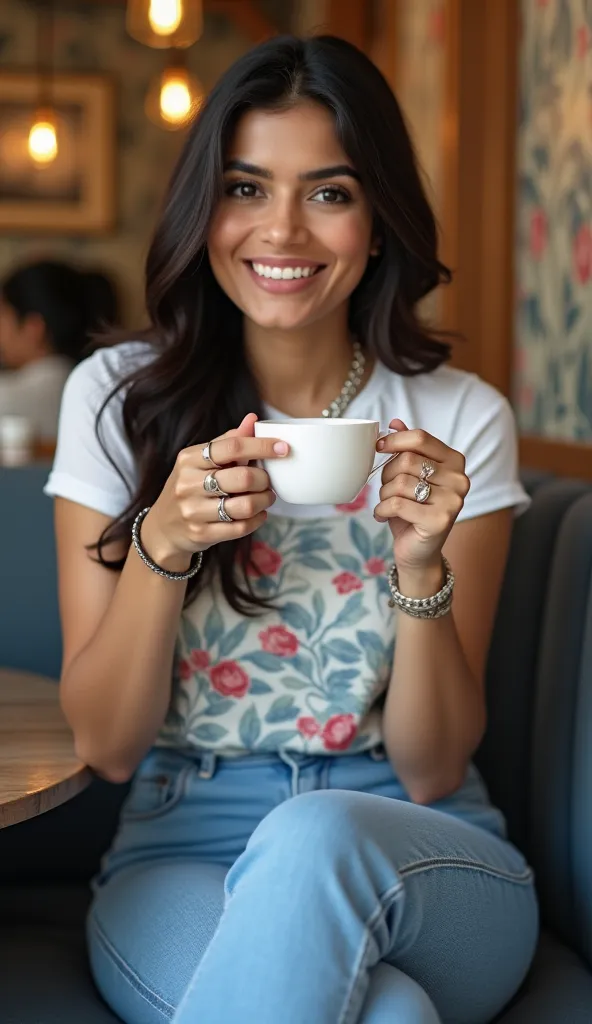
left=207, top=101, right=375, bottom=332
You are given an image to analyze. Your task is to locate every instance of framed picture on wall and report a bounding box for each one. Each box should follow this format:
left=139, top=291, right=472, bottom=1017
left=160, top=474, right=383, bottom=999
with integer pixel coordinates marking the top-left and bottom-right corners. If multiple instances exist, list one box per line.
left=0, top=71, right=115, bottom=234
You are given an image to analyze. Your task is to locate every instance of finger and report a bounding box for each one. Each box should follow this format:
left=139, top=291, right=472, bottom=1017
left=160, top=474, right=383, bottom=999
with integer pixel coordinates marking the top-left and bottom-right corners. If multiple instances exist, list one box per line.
left=181, top=434, right=289, bottom=471
left=203, top=490, right=276, bottom=523
left=379, top=473, right=435, bottom=505
left=377, top=427, right=463, bottom=468
left=381, top=450, right=438, bottom=486
left=201, top=511, right=269, bottom=544
left=373, top=493, right=434, bottom=525
left=204, top=465, right=271, bottom=496
left=232, top=413, right=258, bottom=468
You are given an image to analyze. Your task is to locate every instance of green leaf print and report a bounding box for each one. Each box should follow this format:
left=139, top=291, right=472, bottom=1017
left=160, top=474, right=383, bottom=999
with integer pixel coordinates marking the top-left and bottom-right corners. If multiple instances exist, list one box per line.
left=333, top=592, right=368, bottom=630
left=372, top=527, right=392, bottom=559
left=239, top=705, right=261, bottom=748
left=312, top=591, right=325, bottom=629
left=202, top=698, right=234, bottom=716
left=181, top=617, right=202, bottom=652
left=204, top=605, right=224, bottom=649
left=301, top=555, right=332, bottom=571
left=265, top=696, right=299, bottom=723
left=334, top=553, right=362, bottom=574
left=326, top=669, right=358, bottom=693
left=249, top=678, right=274, bottom=694
left=296, top=534, right=332, bottom=553
left=282, top=677, right=309, bottom=690
left=280, top=602, right=314, bottom=636
left=289, top=653, right=315, bottom=679
left=218, top=621, right=249, bottom=658
left=257, top=730, right=299, bottom=750
left=243, top=652, right=286, bottom=673
left=357, top=630, right=385, bottom=673
left=192, top=723, right=228, bottom=743
left=322, top=639, right=361, bottom=664
left=350, top=520, right=372, bottom=561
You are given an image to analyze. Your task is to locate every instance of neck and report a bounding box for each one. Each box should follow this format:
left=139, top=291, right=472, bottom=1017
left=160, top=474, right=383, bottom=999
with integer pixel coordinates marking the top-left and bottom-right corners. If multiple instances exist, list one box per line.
left=244, top=306, right=361, bottom=418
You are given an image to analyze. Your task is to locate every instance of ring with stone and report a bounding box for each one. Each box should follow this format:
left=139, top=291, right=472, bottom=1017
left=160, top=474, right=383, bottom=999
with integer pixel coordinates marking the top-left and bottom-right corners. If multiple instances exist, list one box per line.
left=414, top=480, right=431, bottom=504
left=202, top=441, right=222, bottom=468
left=420, top=460, right=435, bottom=481
left=203, top=471, right=229, bottom=497
left=217, top=496, right=234, bottom=523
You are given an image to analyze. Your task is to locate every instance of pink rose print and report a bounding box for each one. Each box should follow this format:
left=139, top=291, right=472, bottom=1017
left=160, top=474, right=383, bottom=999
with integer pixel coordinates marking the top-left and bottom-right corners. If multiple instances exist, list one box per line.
left=246, top=541, right=282, bottom=578
left=190, top=649, right=210, bottom=672
left=179, top=659, right=192, bottom=681
left=573, top=224, right=592, bottom=285
left=332, top=572, right=363, bottom=595
left=297, top=716, right=321, bottom=738
left=210, top=661, right=250, bottom=699
left=259, top=625, right=299, bottom=657
left=365, top=557, right=386, bottom=576
left=529, top=209, right=547, bottom=260
left=335, top=485, right=370, bottom=513
left=321, top=714, right=358, bottom=752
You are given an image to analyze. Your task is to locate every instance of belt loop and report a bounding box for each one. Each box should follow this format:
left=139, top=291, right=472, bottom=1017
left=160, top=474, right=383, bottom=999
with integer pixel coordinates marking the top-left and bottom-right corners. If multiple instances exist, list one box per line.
left=278, top=749, right=300, bottom=798
left=197, top=751, right=217, bottom=779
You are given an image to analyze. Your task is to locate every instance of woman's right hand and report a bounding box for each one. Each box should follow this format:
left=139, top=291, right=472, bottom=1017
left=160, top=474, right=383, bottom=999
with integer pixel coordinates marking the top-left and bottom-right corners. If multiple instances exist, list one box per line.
left=140, top=414, right=288, bottom=572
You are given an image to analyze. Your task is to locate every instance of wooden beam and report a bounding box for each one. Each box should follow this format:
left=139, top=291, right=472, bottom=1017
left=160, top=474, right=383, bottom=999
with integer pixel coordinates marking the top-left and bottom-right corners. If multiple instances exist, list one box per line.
left=519, top=437, right=592, bottom=481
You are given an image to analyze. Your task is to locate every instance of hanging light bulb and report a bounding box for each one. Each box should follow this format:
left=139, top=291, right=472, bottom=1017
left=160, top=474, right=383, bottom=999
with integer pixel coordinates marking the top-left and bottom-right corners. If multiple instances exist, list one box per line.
left=28, top=112, right=58, bottom=165
left=145, top=58, right=203, bottom=130
left=126, top=0, right=203, bottom=48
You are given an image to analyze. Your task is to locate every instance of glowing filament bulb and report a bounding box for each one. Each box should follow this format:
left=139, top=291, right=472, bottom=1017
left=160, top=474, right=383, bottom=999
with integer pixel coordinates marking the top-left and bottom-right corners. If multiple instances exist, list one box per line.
left=149, top=0, right=183, bottom=36
left=28, top=120, right=58, bottom=164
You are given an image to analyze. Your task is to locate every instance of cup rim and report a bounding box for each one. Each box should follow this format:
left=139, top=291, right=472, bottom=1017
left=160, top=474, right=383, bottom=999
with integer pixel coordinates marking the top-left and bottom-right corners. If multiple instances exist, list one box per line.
left=255, top=418, right=379, bottom=427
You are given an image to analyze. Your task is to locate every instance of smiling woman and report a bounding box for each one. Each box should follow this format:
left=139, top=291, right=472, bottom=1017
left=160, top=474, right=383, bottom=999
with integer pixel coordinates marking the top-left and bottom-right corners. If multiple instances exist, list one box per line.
left=44, top=33, right=537, bottom=1024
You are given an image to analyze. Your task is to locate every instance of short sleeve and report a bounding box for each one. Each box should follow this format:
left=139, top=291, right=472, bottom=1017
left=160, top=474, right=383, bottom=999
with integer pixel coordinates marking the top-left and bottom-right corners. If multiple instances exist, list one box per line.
left=44, top=342, right=153, bottom=517
left=452, top=385, right=529, bottom=522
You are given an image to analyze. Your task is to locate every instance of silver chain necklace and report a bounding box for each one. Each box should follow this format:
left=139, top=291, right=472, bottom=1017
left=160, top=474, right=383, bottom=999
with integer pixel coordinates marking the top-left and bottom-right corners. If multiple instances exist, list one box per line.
left=321, top=341, right=366, bottom=418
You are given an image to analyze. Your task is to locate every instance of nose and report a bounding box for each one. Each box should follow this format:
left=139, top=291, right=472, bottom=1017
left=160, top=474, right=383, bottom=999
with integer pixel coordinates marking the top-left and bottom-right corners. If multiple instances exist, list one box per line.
left=260, top=193, right=309, bottom=249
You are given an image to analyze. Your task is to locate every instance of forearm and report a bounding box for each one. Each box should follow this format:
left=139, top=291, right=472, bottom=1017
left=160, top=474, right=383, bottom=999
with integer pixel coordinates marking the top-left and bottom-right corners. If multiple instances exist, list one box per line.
left=61, top=529, right=189, bottom=781
left=382, top=563, right=486, bottom=804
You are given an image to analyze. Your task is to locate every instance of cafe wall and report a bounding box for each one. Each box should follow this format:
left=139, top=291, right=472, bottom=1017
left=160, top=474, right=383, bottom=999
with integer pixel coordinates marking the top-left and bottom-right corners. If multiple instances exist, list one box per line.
left=514, top=0, right=592, bottom=440
left=0, top=1, right=254, bottom=325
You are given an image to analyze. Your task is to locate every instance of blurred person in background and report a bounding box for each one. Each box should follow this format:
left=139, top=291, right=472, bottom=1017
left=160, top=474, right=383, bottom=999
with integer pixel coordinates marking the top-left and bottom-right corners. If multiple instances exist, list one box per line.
left=0, top=259, right=119, bottom=441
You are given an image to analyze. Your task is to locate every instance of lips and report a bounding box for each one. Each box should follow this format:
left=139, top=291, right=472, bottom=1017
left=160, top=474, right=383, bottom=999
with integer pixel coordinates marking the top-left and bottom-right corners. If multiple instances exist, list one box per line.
left=250, top=262, right=322, bottom=280
left=243, top=258, right=327, bottom=293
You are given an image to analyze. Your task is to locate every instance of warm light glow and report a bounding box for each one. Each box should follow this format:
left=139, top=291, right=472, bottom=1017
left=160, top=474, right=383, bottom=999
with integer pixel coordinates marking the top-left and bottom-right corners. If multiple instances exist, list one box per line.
left=160, top=75, right=192, bottom=123
left=148, top=0, right=182, bottom=36
left=28, top=119, right=58, bottom=164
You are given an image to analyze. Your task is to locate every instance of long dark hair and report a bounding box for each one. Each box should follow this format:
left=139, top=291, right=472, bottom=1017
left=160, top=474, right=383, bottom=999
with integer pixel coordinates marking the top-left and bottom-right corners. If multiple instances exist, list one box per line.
left=96, top=34, right=451, bottom=613
left=2, top=259, right=119, bottom=363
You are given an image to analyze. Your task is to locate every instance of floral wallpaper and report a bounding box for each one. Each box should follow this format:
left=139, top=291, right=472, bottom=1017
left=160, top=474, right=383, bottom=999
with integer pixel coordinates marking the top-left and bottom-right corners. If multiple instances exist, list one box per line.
left=515, top=0, right=592, bottom=440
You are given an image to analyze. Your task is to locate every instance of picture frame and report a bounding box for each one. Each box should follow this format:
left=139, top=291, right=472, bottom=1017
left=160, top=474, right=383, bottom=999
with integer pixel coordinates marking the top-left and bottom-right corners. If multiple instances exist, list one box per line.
left=0, top=71, right=115, bottom=234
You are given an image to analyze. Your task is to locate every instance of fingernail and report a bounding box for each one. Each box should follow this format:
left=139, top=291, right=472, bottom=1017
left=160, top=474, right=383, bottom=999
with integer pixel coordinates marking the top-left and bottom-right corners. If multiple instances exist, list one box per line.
left=377, top=439, right=385, bottom=450
left=273, top=442, right=289, bottom=455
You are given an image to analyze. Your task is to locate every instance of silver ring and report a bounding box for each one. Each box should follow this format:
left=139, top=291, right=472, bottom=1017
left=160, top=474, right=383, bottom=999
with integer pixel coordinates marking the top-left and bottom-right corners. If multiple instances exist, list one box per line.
left=414, top=480, right=431, bottom=504
left=217, top=496, right=234, bottom=523
left=202, top=441, right=222, bottom=468
left=203, top=471, right=229, bottom=497
left=420, top=460, right=435, bottom=481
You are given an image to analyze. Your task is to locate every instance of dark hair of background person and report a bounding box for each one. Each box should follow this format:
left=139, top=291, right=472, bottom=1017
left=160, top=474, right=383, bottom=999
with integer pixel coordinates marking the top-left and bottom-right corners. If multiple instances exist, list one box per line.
left=94, top=34, right=453, bottom=614
left=1, top=259, right=119, bottom=364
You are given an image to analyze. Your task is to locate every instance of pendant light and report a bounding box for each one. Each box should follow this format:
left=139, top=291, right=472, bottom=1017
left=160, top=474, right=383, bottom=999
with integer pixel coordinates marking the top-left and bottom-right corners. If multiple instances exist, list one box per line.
left=28, top=0, right=58, bottom=166
left=145, top=49, right=203, bottom=130
left=126, top=0, right=203, bottom=49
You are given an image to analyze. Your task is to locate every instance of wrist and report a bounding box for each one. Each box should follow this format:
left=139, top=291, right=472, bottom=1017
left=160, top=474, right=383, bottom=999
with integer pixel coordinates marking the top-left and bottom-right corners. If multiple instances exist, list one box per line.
left=395, top=558, right=444, bottom=598
left=140, top=511, right=193, bottom=574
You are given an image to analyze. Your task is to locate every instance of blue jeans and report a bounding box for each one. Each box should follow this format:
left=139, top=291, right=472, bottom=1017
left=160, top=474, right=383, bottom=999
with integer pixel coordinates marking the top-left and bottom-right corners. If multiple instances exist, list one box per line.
left=88, top=746, right=538, bottom=1024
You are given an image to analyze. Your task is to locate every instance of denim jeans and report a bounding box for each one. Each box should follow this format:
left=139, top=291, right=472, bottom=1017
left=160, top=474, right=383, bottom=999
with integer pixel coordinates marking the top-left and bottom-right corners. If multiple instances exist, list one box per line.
left=88, top=746, right=538, bottom=1024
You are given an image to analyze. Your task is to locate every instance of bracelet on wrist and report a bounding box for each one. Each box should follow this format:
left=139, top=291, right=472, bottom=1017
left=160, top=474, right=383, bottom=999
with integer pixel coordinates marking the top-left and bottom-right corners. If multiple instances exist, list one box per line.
left=386, top=557, right=454, bottom=619
left=132, top=507, right=203, bottom=582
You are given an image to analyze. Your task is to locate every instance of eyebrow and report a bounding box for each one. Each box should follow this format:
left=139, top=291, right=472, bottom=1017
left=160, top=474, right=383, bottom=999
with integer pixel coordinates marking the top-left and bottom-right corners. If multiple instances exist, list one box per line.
left=224, top=160, right=360, bottom=182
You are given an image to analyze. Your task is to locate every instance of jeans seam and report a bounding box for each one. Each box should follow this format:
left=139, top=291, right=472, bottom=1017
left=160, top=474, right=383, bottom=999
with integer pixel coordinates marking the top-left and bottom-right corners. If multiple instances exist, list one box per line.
left=89, top=911, right=176, bottom=1018
left=338, top=882, right=405, bottom=1024
left=397, top=855, right=534, bottom=886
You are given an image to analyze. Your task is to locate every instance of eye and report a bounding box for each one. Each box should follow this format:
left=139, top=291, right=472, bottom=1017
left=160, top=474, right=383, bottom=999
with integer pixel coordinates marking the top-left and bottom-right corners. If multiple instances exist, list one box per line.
left=225, top=180, right=263, bottom=199
left=310, top=186, right=350, bottom=204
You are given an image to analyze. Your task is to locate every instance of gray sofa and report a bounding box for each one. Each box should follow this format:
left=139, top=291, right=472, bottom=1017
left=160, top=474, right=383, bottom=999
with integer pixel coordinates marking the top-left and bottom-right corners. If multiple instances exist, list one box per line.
left=1, top=465, right=592, bottom=1022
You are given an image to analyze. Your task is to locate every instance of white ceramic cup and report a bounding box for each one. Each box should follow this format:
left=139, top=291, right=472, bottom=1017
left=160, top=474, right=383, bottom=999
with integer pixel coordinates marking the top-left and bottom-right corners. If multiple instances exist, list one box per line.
left=0, top=415, right=35, bottom=466
left=254, top=418, right=380, bottom=505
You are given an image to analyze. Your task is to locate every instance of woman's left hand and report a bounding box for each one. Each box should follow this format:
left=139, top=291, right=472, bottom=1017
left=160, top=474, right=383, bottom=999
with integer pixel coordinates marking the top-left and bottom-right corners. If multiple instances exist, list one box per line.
left=374, top=419, right=470, bottom=574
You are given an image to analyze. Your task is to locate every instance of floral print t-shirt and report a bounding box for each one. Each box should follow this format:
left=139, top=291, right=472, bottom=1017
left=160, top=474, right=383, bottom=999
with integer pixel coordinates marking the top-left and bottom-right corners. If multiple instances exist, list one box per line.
left=44, top=341, right=530, bottom=757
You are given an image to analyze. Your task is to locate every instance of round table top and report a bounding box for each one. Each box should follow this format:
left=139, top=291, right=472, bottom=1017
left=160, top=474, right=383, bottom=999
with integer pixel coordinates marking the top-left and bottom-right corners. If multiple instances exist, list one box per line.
left=0, top=668, right=92, bottom=828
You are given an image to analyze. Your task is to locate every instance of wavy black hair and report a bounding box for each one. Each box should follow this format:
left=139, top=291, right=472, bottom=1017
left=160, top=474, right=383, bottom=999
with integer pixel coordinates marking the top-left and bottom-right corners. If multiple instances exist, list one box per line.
left=95, top=34, right=451, bottom=613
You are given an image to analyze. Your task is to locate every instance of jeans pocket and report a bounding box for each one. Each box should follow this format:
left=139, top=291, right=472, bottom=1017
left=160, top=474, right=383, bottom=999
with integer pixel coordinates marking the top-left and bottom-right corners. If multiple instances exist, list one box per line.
left=121, top=756, right=189, bottom=822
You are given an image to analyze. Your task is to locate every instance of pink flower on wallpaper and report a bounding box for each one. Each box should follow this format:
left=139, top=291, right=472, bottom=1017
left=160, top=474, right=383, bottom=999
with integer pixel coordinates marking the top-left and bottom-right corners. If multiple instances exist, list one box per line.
left=576, top=25, right=590, bottom=59
left=321, top=714, right=358, bottom=751
left=332, top=572, right=363, bottom=595
left=336, top=485, right=370, bottom=513
left=529, top=208, right=547, bottom=259
left=190, top=649, right=210, bottom=672
left=258, top=625, right=299, bottom=657
left=573, top=224, right=592, bottom=284
left=210, top=661, right=250, bottom=699
left=246, top=541, right=282, bottom=577
left=365, top=557, right=387, bottom=576
left=297, top=716, right=320, bottom=739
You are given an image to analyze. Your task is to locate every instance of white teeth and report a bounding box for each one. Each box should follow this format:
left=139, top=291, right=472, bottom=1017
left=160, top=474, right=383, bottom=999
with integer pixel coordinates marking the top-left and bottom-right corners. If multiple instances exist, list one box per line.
left=251, top=263, right=318, bottom=280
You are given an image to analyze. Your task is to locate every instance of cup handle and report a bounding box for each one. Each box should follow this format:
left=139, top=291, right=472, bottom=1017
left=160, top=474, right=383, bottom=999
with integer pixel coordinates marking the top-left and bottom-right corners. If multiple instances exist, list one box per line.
left=367, top=431, right=400, bottom=481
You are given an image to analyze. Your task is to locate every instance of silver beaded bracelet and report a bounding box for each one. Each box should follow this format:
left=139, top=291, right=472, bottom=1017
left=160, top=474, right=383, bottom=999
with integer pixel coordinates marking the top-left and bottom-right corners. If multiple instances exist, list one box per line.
left=132, top=506, right=204, bottom=582
left=386, top=557, right=454, bottom=619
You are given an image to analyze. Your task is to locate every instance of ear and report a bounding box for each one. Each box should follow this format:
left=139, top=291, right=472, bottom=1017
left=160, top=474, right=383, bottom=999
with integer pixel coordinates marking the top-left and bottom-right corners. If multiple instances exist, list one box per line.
left=369, top=237, right=382, bottom=258
left=22, top=311, right=50, bottom=354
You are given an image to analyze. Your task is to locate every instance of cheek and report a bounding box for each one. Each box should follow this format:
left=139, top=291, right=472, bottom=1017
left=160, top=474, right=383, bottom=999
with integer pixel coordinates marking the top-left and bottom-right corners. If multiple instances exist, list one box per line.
left=326, top=212, right=373, bottom=267
left=207, top=207, right=246, bottom=267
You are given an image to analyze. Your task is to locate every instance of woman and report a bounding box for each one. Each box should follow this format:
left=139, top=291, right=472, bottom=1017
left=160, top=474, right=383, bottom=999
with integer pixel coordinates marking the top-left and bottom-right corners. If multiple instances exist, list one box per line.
left=0, top=259, right=118, bottom=440
left=45, top=35, right=538, bottom=1024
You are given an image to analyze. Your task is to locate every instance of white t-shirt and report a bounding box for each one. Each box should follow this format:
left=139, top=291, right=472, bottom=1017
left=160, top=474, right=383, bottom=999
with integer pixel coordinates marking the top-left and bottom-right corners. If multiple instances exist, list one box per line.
left=45, top=342, right=528, bottom=756
left=0, top=355, right=73, bottom=441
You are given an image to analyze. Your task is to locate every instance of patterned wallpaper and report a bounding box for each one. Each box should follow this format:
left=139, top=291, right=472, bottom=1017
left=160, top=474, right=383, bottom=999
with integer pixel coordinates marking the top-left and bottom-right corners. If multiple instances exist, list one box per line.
left=0, top=1, right=255, bottom=324
left=515, top=0, right=592, bottom=440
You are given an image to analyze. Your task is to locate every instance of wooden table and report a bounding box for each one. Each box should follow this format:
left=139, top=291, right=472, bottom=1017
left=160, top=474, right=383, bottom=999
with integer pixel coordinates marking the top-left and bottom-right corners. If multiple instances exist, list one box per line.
left=0, top=669, right=92, bottom=828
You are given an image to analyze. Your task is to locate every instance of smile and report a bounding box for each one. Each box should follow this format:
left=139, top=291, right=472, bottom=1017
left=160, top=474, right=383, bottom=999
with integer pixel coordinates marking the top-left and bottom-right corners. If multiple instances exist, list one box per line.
left=250, top=262, right=322, bottom=280
left=244, top=259, right=326, bottom=294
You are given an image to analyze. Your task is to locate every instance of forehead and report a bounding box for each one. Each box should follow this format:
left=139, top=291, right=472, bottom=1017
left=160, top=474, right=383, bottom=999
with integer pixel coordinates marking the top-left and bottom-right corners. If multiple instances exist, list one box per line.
left=226, top=101, right=350, bottom=173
